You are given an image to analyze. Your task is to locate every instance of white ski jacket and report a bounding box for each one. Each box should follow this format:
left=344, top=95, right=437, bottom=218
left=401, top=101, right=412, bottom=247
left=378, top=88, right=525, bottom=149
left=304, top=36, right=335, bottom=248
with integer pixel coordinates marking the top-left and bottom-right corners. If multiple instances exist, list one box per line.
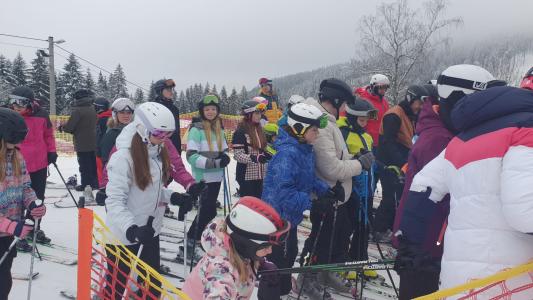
left=304, top=98, right=362, bottom=204
left=104, top=123, right=173, bottom=246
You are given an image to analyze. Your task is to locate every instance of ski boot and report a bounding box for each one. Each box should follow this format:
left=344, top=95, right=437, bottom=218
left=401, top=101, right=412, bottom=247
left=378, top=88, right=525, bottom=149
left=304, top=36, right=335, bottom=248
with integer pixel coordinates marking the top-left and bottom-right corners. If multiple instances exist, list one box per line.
left=16, top=238, right=32, bottom=252
left=67, top=175, right=77, bottom=188
left=215, top=201, right=222, bottom=210
left=83, top=185, right=96, bottom=203
left=340, top=269, right=378, bottom=279
left=372, top=229, right=393, bottom=244
left=164, top=206, right=174, bottom=218
left=27, top=229, right=52, bottom=244
left=295, top=273, right=332, bottom=300
left=175, top=238, right=206, bottom=265
left=317, top=271, right=354, bottom=294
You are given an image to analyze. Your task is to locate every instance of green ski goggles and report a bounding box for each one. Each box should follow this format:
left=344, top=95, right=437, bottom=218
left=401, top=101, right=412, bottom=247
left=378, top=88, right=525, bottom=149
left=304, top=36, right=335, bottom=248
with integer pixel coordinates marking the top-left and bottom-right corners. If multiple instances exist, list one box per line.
left=202, top=95, right=219, bottom=105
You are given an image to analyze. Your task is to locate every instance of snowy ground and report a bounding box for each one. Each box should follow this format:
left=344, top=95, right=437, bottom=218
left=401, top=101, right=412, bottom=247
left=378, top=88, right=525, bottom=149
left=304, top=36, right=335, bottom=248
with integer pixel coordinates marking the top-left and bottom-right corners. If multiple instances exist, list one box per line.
left=10, top=156, right=398, bottom=300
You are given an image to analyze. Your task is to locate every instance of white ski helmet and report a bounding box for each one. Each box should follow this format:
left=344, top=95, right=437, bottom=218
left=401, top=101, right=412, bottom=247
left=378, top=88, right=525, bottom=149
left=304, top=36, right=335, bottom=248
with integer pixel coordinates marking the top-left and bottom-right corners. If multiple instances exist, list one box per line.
left=111, top=98, right=136, bottom=121
left=369, top=74, right=390, bottom=96
left=131, top=102, right=175, bottom=143
left=226, top=197, right=290, bottom=261
left=287, top=95, right=305, bottom=108
left=437, top=65, right=506, bottom=99
left=287, top=103, right=328, bottom=137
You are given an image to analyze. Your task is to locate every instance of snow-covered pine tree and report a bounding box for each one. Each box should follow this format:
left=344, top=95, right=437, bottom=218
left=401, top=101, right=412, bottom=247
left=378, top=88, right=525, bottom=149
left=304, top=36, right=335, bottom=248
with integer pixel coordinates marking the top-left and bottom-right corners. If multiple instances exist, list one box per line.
left=178, top=90, right=186, bottom=114
left=56, top=53, right=84, bottom=115
left=147, top=80, right=156, bottom=102
left=230, top=87, right=239, bottom=115
left=239, top=85, right=248, bottom=103
left=203, top=82, right=210, bottom=97
left=196, top=84, right=203, bottom=104
left=0, top=55, right=12, bottom=102
left=11, top=52, right=28, bottom=87
left=95, top=71, right=109, bottom=99
left=133, top=87, right=144, bottom=104
left=110, top=64, right=128, bottom=99
left=211, top=84, right=218, bottom=95
left=84, top=68, right=95, bottom=96
left=29, top=51, right=50, bottom=111
left=185, top=86, right=193, bottom=113
left=220, top=86, right=228, bottom=114
left=173, top=89, right=178, bottom=107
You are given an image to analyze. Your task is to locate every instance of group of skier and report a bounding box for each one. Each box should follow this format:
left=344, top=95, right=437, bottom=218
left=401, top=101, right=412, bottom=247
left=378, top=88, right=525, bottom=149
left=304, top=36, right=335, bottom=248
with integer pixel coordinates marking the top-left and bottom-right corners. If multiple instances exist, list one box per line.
left=1, top=65, right=533, bottom=300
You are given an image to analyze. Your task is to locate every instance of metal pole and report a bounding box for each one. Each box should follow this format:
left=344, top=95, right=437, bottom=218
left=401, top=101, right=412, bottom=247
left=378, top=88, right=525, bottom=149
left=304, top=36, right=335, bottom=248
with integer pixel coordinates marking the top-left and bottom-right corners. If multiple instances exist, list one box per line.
left=27, top=219, right=39, bottom=300
left=48, top=37, right=56, bottom=115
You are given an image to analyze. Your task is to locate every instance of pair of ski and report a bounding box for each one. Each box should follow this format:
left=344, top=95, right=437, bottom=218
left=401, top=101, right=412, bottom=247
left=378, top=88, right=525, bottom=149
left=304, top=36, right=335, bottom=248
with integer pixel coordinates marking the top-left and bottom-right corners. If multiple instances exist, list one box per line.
left=17, top=239, right=85, bottom=265
left=289, top=276, right=397, bottom=300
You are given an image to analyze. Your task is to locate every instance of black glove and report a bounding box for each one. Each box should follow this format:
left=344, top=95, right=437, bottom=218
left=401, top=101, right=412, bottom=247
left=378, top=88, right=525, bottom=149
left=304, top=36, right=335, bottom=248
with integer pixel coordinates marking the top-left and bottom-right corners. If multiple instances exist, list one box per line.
left=57, top=125, right=64, bottom=133
left=354, top=151, right=375, bottom=170
left=126, top=224, right=155, bottom=245
left=313, top=189, right=336, bottom=215
left=394, top=235, right=440, bottom=275
left=260, top=149, right=273, bottom=160
left=188, top=182, right=205, bottom=198
left=216, top=153, right=231, bottom=168
left=170, top=192, right=194, bottom=213
left=330, top=183, right=345, bottom=203
left=250, top=154, right=267, bottom=164
left=95, top=188, right=107, bottom=206
left=47, top=152, right=58, bottom=165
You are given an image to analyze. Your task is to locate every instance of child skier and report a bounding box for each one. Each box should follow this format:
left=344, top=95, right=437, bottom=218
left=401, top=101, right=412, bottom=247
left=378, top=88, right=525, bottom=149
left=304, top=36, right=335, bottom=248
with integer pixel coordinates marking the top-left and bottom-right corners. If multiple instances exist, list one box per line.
left=232, top=100, right=273, bottom=198
left=263, top=124, right=279, bottom=154
left=103, top=103, right=194, bottom=299
left=176, top=94, right=230, bottom=264
left=181, top=197, right=287, bottom=300
left=0, top=108, right=46, bottom=299
left=260, top=103, right=343, bottom=300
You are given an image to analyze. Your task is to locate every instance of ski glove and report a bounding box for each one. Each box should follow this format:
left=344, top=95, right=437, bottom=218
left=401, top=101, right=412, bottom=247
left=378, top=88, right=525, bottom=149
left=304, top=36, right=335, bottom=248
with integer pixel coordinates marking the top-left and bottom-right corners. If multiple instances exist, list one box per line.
left=28, top=200, right=46, bottom=219
left=57, top=125, right=64, bottom=133
left=394, top=235, right=440, bottom=274
left=215, top=153, right=231, bottom=169
left=354, top=151, right=375, bottom=170
left=96, top=188, right=107, bottom=206
left=330, top=184, right=345, bottom=203
left=47, top=152, right=58, bottom=165
left=250, top=154, right=267, bottom=164
left=170, top=192, right=194, bottom=213
left=258, top=258, right=281, bottom=285
left=385, top=165, right=401, bottom=177
left=126, top=224, right=155, bottom=245
left=314, top=189, right=336, bottom=215
left=0, top=218, right=33, bottom=238
left=188, top=182, right=206, bottom=198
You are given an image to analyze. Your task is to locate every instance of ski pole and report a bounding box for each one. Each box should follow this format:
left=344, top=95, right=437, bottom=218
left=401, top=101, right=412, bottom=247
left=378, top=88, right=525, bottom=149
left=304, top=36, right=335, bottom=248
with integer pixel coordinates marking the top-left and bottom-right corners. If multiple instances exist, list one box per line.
left=27, top=216, right=39, bottom=300
left=222, top=169, right=228, bottom=216
left=259, top=259, right=395, bottom=275
left=52, top=163, right=78, bottom=209
left=122, top=216, right=154, bottom=299
left=190, top=180, right=206, bottom=273
left=226, top=166, right=233, bottom=207
left=322, top=181, right=342, bottom=300
left=296, top=212, right=325, bottom=300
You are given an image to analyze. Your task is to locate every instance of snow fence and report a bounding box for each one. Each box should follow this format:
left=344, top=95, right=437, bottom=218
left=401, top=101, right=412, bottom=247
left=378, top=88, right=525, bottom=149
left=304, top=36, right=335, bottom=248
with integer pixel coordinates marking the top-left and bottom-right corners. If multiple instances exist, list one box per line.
left=78, top=206, right=191, bottom=300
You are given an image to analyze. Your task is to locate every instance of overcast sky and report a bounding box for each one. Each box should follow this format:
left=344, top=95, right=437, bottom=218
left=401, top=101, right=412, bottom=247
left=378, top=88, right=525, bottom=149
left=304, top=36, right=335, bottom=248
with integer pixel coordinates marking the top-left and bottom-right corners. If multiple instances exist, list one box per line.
left=1, top=0, right=532, bottom=95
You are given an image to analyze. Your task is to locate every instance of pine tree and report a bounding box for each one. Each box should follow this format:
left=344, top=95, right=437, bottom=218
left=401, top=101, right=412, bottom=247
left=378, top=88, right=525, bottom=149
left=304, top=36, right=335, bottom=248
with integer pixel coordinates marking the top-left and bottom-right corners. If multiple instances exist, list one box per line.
left=84, top=68, right=95, bottom=96
left=230, top=87, right=239, bottom=115
left=211, top=84, right=218, bottom=95
left=240, top=85, right=248, bottom=102
left=178, top=91, right=186, bottom=114
left=133, top=88, right=144, bottom=104
left=147, top=80, right=156, bottom=102
left=185, top=87, right=192, bottom=113
left=173, top=89, right=179, bottom=107
left=0, top=55, right=12, bottom=102
left=29, top=51, right=50, bottom=111
left=220, top=86, right=228, bottom=114
left=203, top=82, right=211, bottom=97
left=56, top=53, right=84, bottom=114
left=11, top=52, right=28, bottom=87
left=110, top=64, right=128, bottom=99
left=95, top=72, right=109, bottom=99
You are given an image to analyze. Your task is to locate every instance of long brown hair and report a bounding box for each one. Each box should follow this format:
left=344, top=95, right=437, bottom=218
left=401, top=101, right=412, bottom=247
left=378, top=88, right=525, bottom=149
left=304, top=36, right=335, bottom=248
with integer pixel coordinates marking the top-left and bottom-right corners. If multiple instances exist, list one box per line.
left=219, top=221, right=259, bottom=285
left=239, top=119, right=267, bottom=152
left=130, top=133, right=171, bottom=191
left=200, top=115, right=223, bottom=153
left=0, top=139, right=21, bottom=182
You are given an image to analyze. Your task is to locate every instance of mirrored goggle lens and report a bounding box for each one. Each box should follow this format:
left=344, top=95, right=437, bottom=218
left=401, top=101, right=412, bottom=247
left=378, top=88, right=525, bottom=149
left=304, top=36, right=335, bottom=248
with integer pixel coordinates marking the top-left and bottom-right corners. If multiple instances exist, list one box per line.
left=259, top=78, right=269, bottom=84
left=203, top=95, right=219, bottom=105
left=367, top=110, right=379, bottom=120
left=165, top=79, right=176, bottom=88
left=319, top=116, right=328, bottom=129
left=152, top=130, right=173, bottom=139
left=376, top=84, right=389, bottom=89
left=8, top=95, right=31, bottom=107
left=256, top=103, right=266, bottom=111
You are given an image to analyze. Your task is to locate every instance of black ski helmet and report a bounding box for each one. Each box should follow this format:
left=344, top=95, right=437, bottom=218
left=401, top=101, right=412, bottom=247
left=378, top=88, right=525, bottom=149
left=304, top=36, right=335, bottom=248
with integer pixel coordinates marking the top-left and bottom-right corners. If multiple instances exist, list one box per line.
left=154, top=78, right=176, bottom=100
left=93, top=97, right=109, bottom=112
left=318, top=78, right=355, bottom=108
left=9, top=86, right=35, bottom=110
left=404, top=85, right=429, bottom=104
left=423, top=84, right=439, bottom=99
left=74, top=89, right=90, bottom=100
left=198, top=94, right=220, bottom=120
left=0, top=107, right=29, bottom=145
left=241, top=100, right=265, bottom=124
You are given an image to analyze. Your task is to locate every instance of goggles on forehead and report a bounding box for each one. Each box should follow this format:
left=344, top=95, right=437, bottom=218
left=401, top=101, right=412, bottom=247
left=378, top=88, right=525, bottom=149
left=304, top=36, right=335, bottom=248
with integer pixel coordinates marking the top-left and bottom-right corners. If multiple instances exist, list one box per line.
left=8, top=94, right=32, bottom=107
left=437, top=75, right=507, bottom=91
left=202, top=95, right=219, bottom=105
left=344, top=106, right=379, bottom=121
left=226, top=215, right=291, bottom=246
left=288, top=110, right=328, bottom=133
left=259, top=78, right=272, bottom=85
left=152, top=130, right=173, bottom=139
left=420, top=96, right=439, bottom=102
left=243, top=103, right=266, bottom=114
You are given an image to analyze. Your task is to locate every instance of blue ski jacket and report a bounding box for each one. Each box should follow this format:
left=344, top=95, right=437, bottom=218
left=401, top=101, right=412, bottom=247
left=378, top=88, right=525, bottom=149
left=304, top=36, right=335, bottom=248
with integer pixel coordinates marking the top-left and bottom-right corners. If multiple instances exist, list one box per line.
left=262, top=128, right=330, bottom=229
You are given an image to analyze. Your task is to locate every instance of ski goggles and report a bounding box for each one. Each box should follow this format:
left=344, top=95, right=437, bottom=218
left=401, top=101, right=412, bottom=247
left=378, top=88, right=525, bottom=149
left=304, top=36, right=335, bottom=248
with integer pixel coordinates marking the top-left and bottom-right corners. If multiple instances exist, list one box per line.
left=226, top=215, right=291, bottom=245
left=243, top=103, right=267, bottom=114
left=259, top=78, right=272, bottom=85
left=420, top=96, right=439, bottom=102
left=151, top=130, right=173, bottom=139
left=113, top=99, right=136, bottom=112
left=8, top=94, right=32, bottom=107
left=437, top=75, right=507, bottom=91
left=288, top=109, right=328, bottom=131
left=344, top=106, right=379, bottom=120
left=202, top=95, right=219, bottom=105
left=163, top=79, right=176, bottom=89
left=374, top=84, right=390, bottom=90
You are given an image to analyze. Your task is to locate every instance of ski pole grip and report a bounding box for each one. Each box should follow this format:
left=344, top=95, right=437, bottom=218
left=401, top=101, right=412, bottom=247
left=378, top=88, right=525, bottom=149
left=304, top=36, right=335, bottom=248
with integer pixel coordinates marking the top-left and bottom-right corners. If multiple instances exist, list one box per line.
left=147, top=216, right=155, bottom=228
left=178, top=206, right=185, bottom=221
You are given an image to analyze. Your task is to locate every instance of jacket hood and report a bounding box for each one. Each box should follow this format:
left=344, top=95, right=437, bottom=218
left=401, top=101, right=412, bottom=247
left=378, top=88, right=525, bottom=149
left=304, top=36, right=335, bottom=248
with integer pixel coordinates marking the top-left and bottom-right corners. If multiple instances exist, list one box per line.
left=75, top=97, right=93, bottom=107
left=415, top=98, right=443, bottom=136
left=274, top=127, right=313, bottom=154
left=304, top=97, right=336, bottom=123
left=98, top=109, right=112, bottom=119
left=259, top=88, right=276, bottom=97
left=201, top=218, right=230, bottom=258
left=29, top=104, right=53, bottom=129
